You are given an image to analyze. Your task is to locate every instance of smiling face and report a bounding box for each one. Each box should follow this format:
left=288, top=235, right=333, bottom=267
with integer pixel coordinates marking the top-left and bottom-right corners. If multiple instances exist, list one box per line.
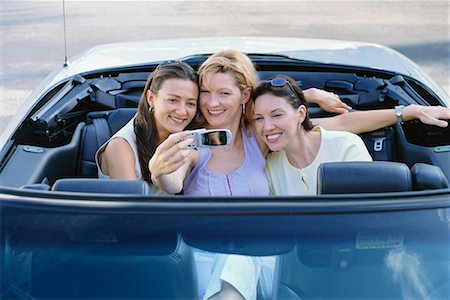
left=147, top=78, right=198, bottom=140
left=254, top=92, right=306, bottom=152
left=199, top=72, right=249, bottom=129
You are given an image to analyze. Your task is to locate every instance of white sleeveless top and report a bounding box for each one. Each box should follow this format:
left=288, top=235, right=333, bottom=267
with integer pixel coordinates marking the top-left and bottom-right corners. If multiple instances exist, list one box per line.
left=95, top=116, right=166, bottom=195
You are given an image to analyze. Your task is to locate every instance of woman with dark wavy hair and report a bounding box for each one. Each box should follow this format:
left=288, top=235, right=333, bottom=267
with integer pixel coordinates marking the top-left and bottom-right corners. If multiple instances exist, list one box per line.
left=253, top=75, right=372, bottom=196
left=96, top=61, right=199, bottom=194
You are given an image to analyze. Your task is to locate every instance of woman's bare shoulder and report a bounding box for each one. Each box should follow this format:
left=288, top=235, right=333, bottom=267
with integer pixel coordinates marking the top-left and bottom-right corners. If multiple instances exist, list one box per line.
left=100, top=137, right=137, bottom=178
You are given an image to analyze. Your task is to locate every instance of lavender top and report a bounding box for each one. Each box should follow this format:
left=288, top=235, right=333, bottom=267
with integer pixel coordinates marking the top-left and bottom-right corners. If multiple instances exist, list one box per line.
left=183, top=127, right=269, bottom=196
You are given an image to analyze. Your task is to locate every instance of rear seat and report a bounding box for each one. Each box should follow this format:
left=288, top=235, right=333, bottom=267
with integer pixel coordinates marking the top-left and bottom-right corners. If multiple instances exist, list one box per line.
left=79, top=108, right=136, bottom=177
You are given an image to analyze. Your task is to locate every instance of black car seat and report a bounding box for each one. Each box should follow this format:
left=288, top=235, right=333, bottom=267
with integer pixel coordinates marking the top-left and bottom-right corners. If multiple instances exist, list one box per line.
left=410, top=163, right=449, bottom=190
left=316, top=161, right=413, bottom=194
left=79, top=108, right=137, bottom=177
left=316, top=161, right=449, bottom=194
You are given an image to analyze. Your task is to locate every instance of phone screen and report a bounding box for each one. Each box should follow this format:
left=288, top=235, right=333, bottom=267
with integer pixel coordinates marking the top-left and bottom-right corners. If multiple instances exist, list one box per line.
left=202, top=131, right=228, bottom=146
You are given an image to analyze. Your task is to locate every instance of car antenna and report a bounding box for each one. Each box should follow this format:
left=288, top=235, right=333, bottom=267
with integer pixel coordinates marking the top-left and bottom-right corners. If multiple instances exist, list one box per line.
left=62, top=0, right=69, bottom=67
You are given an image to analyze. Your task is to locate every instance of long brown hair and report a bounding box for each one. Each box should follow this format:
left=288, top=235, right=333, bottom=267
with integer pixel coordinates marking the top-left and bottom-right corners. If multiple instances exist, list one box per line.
left=134, top=62, right=198, bottom=184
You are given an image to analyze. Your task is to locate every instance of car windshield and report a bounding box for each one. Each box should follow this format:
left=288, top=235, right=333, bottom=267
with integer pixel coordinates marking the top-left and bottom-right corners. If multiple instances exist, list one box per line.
left=2, top=196, right=449, bottom=300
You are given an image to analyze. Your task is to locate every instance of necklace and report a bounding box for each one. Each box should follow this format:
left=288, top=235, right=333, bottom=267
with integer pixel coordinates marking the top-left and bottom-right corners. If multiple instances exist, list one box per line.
left=298, top=168, right=310, bottom=191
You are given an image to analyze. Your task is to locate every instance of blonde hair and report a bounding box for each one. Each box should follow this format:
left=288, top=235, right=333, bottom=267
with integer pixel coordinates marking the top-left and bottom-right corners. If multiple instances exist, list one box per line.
left=198, top=50, right=257, bottom=130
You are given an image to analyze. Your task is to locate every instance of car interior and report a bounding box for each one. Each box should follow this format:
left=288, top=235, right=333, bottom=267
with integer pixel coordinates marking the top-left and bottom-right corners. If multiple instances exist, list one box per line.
left=1, top=56, right=449, bottom=299
left=0, top=56, right=449, bottom=192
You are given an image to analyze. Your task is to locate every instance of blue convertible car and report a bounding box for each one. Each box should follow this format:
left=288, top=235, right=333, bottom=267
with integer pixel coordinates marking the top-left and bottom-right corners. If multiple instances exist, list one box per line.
left=0, top=37, right=449, bottom=299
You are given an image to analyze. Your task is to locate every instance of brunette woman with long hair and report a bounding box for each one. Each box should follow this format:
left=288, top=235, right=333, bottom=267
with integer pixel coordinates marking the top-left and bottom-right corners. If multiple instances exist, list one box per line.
left=96, top=61, right=199, bottom=194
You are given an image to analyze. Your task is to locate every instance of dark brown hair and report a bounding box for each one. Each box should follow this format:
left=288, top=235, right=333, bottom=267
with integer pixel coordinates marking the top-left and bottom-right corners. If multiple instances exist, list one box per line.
left=252, top=75, right=314, bottom=131
left=135, top=62, right=198, bottom=185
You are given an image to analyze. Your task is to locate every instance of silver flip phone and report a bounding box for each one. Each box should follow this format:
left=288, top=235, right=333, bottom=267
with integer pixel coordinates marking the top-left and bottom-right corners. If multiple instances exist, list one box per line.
left=188, top=129, right=232, bottom=148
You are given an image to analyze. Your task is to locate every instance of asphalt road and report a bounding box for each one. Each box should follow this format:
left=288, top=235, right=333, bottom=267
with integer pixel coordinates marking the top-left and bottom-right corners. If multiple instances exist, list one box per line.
left=1, top=0, right=449, bottom=133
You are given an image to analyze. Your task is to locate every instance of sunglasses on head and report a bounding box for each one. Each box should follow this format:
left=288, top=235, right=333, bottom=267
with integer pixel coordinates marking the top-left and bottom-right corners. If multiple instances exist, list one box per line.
left=262, top=77, right=297, bottom=95
left=155, top=60, right=183, bottom=70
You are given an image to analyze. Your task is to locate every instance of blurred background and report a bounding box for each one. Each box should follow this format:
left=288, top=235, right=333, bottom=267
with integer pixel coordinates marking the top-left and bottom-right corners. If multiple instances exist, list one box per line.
left=1, top=0, right=449, bottom=133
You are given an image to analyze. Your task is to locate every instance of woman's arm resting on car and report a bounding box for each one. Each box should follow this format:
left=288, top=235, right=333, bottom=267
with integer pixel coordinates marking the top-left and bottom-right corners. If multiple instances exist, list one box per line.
left=303, top=88, right=352, bottom=114
left=313, top=104, right=450, bottom=134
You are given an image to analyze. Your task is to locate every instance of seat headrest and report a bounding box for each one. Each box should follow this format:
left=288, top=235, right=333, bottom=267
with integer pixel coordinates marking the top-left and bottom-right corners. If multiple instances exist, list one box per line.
left=87, top=108, right=137, bottom=134
left=317, top=161, right=412, bottom=194
left=52, top=178, right=149, bottom=195
left=411, top=163, right=449, bottom=190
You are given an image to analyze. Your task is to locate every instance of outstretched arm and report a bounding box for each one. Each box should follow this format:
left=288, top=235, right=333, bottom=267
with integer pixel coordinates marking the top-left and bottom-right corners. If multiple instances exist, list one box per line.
left=149, top=131, right=197, bottom=194
left=313, top=104, right=450, bottom=134
left=303, top=88, right=352, bottom=114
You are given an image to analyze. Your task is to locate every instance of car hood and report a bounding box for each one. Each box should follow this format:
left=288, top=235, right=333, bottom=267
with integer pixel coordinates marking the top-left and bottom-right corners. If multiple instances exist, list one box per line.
left=65, top=36, right=414, bottom=76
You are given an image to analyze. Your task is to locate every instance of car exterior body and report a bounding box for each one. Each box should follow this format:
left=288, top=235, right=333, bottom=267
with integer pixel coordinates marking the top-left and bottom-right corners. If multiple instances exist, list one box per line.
left=0, top=37, right=449, bottom=299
